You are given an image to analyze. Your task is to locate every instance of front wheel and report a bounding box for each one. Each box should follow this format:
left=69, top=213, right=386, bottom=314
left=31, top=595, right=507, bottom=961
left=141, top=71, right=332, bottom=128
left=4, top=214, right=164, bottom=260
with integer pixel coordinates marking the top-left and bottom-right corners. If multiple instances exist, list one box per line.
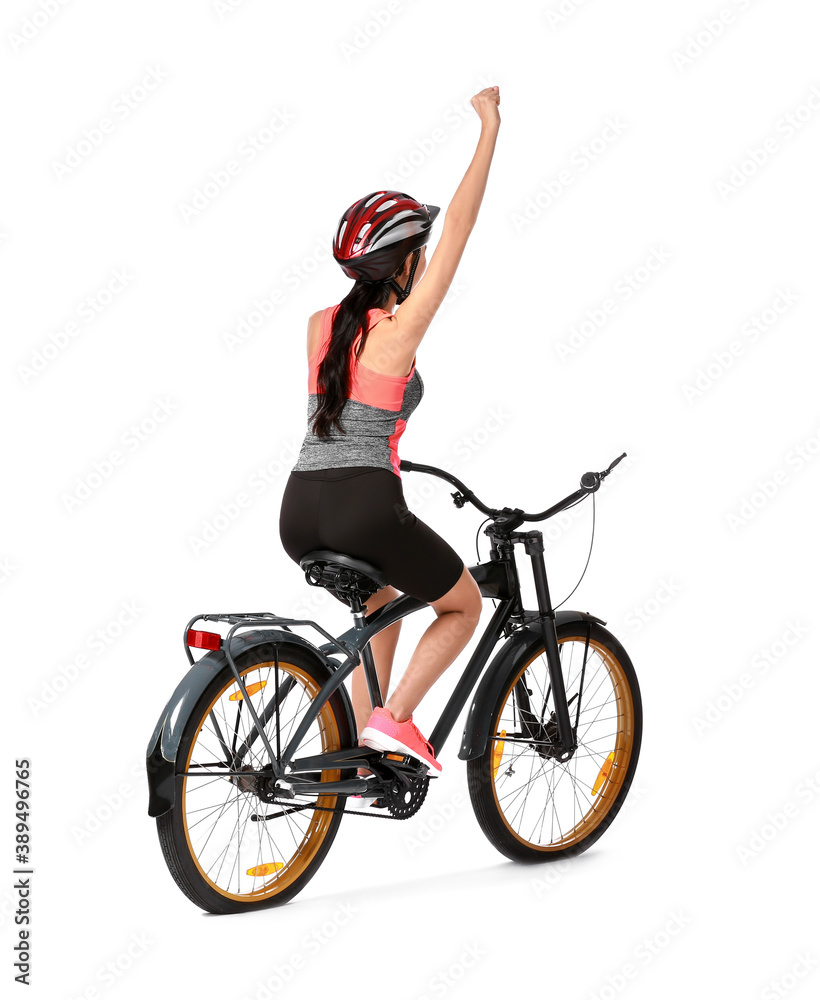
left=467, top=621, right=642, bottom=862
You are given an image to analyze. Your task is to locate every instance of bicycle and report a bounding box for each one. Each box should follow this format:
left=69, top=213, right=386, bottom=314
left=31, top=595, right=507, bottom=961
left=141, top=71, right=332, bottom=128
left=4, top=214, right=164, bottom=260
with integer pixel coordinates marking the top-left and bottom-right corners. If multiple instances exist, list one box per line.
left=146, top=453, right=642, bottom=913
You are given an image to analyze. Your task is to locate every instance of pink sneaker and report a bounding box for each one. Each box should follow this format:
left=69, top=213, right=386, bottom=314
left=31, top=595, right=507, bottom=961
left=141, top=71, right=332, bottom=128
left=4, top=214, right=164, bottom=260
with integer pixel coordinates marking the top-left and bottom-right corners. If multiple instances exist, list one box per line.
left=360, top=706, right=442, bottom=776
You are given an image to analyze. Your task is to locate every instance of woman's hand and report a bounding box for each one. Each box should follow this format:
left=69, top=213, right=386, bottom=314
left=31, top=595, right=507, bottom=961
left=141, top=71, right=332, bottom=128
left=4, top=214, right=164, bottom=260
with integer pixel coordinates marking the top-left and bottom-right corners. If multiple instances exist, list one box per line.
left=470, top=85, right=500, bottom=128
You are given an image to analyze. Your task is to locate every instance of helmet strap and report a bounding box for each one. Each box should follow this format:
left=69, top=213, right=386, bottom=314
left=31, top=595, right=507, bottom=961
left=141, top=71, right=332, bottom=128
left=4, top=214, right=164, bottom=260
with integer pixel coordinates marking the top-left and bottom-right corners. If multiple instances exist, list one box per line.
left=388, top=247, right=422, bottom=305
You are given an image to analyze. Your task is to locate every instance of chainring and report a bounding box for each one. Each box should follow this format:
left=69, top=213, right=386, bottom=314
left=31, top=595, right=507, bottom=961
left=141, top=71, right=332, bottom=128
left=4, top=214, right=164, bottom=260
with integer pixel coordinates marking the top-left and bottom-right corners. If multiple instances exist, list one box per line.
left=380, top=769, right=430, bottom=819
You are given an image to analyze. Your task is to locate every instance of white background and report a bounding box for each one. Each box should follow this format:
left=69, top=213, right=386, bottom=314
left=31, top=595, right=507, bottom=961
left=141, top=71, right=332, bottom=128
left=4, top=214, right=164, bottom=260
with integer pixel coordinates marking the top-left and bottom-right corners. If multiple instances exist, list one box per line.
left=2, top=0, right=819, bottom=997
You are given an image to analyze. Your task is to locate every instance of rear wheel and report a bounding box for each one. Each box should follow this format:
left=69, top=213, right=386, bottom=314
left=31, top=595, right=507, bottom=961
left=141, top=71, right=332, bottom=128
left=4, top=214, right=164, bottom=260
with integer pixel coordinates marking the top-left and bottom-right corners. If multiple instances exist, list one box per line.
left=155, top=642, right=352, bottom=912
left=467, top=622, right=641, bottom=862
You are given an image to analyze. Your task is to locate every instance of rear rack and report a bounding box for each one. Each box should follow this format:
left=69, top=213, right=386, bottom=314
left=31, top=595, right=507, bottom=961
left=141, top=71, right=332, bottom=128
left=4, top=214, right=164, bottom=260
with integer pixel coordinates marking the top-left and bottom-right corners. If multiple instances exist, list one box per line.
left=181, top=611, right=359, bottom=780
left=182, top=611, right=355, bottom=668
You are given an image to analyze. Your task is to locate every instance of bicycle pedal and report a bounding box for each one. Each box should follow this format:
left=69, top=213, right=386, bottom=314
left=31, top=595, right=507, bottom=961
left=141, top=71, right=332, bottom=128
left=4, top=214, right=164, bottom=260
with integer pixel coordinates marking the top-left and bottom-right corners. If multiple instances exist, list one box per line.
left=383, top=751, right=425, bottom=772
left=372, top=750, right=434, bottom=781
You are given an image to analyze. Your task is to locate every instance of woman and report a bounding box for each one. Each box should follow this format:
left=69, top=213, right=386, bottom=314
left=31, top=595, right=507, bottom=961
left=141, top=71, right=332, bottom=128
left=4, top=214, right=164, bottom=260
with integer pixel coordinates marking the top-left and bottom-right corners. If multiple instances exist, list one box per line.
left=279, top=85, right=501, bottom=788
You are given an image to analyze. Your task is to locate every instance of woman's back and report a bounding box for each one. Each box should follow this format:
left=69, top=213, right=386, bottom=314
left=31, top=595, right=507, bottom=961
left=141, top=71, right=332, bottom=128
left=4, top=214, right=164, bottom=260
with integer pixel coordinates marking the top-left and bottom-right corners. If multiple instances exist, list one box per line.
left=290, top=305, right=424, bottom=478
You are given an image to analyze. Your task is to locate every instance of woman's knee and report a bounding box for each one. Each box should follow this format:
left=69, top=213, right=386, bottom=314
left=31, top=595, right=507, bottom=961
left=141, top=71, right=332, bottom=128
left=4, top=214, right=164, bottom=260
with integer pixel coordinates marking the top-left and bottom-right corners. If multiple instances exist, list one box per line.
left=430, top=565, right=483, bottom=624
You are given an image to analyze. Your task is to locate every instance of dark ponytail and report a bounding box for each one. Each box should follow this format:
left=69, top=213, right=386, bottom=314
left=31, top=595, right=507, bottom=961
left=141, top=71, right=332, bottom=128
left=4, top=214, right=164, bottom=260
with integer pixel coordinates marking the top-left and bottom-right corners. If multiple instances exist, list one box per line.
left=310, top=277, right=392, bottom=438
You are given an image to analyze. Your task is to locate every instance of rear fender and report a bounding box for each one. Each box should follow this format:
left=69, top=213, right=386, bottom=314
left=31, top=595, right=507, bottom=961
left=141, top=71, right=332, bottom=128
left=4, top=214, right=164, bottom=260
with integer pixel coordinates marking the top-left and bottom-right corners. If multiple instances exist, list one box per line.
left=145, top=629, right=355, bottom=817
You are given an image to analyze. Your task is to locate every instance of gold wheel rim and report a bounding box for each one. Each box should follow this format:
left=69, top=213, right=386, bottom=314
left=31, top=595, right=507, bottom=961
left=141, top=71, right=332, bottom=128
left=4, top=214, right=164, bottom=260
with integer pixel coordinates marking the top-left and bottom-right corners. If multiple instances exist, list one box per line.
left=490, top=635, right=635, bottom=852
left=181, top=660, right=341, bottom=901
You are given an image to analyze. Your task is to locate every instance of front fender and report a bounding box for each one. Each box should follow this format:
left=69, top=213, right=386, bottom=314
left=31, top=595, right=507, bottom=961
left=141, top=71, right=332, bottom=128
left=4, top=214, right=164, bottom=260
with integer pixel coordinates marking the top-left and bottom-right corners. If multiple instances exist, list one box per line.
left=458, top=610, right=606, bottom=761
left=145, top=628, right=354, bottom=818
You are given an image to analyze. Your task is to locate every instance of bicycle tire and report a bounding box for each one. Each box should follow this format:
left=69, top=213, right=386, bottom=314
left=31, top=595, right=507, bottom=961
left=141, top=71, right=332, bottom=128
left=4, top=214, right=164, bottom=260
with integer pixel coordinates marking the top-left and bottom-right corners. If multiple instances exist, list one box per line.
left=155, top=641, right=353, bottom=913
left=467, top=621, right=642, bottom=862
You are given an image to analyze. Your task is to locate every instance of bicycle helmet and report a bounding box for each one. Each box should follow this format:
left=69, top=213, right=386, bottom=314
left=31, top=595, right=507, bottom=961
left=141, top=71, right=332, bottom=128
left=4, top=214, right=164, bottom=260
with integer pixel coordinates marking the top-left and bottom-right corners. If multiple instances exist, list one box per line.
left=332, top=190, right=440, bottom=304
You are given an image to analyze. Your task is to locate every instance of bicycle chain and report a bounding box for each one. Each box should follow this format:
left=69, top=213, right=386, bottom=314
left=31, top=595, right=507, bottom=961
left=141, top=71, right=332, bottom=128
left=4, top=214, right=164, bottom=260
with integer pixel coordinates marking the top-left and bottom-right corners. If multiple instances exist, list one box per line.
left=269, top=797, right=398, bottom=819
left=269, top=773, right=430, bottom=820
left=262, top=757, right=432, bottom=821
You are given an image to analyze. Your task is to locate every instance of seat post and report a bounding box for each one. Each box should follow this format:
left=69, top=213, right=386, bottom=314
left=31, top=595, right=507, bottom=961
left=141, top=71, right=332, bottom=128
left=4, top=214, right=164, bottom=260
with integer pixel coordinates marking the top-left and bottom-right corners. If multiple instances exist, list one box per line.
left=348, top=592, right=384, bottom=713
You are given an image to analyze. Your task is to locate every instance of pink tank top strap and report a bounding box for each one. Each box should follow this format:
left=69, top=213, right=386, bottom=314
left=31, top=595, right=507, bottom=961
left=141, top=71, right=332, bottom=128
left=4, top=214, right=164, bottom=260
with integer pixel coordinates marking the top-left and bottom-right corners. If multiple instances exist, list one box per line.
left=352, top=307, right=393, bottom=353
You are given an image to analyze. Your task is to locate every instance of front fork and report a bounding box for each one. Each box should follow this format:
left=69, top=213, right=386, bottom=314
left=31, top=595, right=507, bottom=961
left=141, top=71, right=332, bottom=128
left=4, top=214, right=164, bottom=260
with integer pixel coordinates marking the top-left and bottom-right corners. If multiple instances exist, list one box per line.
left=521, top=530, right=577, bottom=761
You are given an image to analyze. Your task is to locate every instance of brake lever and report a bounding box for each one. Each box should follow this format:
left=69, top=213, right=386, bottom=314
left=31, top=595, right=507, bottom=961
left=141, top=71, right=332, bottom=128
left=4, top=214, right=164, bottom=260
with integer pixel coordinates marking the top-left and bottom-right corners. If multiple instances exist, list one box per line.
left=604, top=451, right=627, bottom=474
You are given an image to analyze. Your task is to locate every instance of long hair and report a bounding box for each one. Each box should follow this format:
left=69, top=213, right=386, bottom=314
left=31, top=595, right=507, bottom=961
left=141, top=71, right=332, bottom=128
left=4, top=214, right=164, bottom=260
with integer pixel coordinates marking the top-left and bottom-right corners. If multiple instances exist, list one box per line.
left=310, top=277, right=392, bottom=438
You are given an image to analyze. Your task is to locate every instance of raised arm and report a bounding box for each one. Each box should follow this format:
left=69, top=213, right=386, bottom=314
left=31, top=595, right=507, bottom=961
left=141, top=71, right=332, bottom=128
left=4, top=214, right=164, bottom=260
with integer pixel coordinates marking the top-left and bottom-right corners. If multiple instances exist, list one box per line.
left=390, top=86, right=501, bottom=348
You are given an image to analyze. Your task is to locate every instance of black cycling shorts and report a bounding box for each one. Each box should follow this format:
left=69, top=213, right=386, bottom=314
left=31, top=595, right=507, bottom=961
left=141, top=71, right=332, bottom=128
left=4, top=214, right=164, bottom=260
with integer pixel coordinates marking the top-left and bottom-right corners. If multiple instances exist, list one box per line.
left=278, top=466, right=464, bottom=604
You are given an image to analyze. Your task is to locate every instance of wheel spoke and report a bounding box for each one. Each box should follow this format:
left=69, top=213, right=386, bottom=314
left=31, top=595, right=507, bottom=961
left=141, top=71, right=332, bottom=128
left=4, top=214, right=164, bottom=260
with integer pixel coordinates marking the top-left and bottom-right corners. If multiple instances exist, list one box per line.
left=167, top=657, right=345, bottom=908
left=484, top=634, right=637, bottom=851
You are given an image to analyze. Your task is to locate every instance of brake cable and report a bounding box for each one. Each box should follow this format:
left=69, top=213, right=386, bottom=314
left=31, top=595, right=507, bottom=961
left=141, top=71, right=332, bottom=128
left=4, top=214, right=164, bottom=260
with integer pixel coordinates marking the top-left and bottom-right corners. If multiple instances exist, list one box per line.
left=552, top=491, right=596, bottom=612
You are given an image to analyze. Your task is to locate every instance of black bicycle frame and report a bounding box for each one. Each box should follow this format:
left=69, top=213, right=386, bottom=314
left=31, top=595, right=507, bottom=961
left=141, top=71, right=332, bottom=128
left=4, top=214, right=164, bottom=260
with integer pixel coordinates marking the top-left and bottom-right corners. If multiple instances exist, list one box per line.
left=278, top=519, right=577, bottom=781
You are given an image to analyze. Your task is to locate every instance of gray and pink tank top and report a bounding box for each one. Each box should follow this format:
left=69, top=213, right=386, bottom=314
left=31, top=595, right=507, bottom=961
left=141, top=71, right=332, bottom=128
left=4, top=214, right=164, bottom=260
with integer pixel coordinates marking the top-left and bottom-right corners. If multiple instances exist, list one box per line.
left=291, top=304, right=424, bottom=478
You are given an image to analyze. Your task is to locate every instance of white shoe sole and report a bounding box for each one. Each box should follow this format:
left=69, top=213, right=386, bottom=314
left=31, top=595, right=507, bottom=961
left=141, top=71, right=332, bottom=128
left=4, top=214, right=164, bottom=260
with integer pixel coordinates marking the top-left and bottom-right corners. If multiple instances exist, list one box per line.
left=360, top=726, right=442, bottom=777
left=347, top=794, right=379, bottom=810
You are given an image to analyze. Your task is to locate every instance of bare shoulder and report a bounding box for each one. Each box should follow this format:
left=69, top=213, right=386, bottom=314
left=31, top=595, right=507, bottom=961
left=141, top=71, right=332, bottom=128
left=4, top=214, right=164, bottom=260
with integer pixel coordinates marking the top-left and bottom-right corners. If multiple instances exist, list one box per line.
left=306, top=309, right=325, bottom=358
left=361, top=311, right=416, bottom=376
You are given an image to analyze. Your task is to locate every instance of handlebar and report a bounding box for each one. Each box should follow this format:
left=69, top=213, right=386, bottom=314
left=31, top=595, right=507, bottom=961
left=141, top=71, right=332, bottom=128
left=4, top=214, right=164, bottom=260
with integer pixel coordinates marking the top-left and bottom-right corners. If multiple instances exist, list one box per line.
left=399, top=452, right=626, bottom=532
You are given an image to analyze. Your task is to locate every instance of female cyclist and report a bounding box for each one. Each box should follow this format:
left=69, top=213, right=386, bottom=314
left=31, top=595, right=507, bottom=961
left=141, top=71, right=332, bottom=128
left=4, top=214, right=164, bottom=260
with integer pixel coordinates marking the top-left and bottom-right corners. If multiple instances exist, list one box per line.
left=279, top=85, right=501, bottom=794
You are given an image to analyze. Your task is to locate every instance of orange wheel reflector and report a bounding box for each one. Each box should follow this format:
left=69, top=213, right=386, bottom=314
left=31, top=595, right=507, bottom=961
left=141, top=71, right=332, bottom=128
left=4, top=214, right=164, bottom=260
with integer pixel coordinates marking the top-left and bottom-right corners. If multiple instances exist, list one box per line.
left=491, top=730, right=507, bottom=780
left=229, top=680, right=268, bottom=701
left=592, top=751, right=615, bottom=796
left=246, top=862, right=283, bottom=877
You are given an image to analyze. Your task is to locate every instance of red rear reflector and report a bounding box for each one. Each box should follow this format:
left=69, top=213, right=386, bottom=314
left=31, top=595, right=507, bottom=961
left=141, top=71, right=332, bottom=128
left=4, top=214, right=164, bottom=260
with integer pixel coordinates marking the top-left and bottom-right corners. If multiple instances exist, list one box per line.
left=187, top=629, right=221, bottom=651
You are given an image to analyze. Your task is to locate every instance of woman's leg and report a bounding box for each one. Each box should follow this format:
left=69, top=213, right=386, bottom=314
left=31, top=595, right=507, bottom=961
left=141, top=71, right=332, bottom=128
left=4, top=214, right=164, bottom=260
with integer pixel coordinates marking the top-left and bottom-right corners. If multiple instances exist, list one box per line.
left=384, top=564, right=483, bottom=723
left=352, top=584, right=402, bottom=776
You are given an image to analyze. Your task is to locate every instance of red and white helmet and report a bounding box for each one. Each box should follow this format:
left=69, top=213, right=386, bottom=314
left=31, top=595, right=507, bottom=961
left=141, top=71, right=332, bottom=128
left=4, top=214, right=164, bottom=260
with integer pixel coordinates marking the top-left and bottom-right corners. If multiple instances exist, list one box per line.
left=333, top=190, right=439, bottom=301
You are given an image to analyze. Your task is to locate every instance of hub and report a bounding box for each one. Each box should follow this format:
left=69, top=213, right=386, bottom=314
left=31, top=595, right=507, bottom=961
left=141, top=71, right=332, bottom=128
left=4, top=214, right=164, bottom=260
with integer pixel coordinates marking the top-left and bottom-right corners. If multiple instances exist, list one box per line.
left=521, top=709, right=577, bottom=763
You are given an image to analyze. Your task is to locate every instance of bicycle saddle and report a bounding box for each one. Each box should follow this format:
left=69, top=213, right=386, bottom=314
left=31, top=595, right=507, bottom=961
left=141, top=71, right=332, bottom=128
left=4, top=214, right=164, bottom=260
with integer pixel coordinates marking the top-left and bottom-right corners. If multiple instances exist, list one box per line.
left=299, top=549, right=388, bottom=603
